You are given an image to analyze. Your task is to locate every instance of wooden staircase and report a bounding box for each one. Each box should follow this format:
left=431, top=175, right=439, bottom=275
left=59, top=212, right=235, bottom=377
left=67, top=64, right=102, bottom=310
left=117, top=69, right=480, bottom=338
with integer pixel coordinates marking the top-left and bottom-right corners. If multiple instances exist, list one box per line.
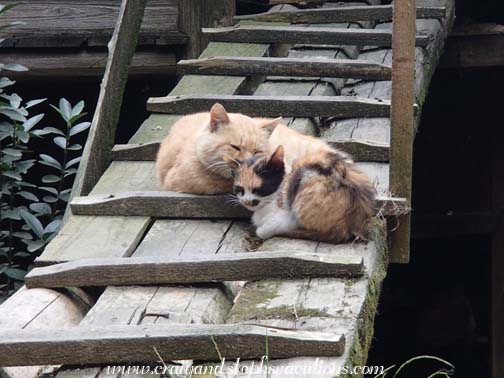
left=0, top=0, right=455, bottom=376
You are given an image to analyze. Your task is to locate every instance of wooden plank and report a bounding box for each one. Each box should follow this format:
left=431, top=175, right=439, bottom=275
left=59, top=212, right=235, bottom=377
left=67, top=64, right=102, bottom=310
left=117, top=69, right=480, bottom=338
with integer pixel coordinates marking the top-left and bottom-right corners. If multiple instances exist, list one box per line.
left=70, top=191, right=407, bottom=217
left=147, top=94, right=394, bottom=118
left=26, top=252, right=364, bottom=289
left=178, top=0, right=235, bottom=58
left=0, top=324, right=345, bottom=366
left=235, top=5, right=446, bottom=24
left=37, top=216, right=152, bottom=265
left=202, top=25, right=430, bottom=47
left=177, top=56, right=392, bottom=80
left=0, top=0, right=184, bottom=48
left=388, top=0, right=417, bottom=263
left=69, top=0, right=147, bottom=205
left=220, top=223, right=389, bottom=377
left=111, top=139, right=389, bottom=162
left=0, top=287, right=88, bottom=378
left=1, top=49, right=177, bottom=79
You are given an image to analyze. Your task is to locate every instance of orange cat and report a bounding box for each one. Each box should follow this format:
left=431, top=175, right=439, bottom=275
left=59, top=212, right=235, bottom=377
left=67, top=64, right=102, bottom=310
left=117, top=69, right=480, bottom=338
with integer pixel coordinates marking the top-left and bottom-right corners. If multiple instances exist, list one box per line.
left=156, top=103, right=281, bottom=194
left=230, top=132, right=376, bottom=243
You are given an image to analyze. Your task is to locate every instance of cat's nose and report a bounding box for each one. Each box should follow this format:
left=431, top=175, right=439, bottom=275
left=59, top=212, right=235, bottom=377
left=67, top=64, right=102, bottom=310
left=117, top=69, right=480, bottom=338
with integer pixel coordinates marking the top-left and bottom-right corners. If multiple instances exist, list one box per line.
left=251, top=199, right=260, bottom=207
left=241, top=199, right=260, bottom=208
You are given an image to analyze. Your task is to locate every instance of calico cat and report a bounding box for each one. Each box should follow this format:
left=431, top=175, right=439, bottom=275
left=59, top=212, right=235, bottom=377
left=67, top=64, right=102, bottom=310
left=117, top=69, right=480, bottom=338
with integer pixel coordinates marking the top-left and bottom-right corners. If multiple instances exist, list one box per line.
left=156, top=103, right=281, bottom=194
left=231, top=144, right=376, bottom=243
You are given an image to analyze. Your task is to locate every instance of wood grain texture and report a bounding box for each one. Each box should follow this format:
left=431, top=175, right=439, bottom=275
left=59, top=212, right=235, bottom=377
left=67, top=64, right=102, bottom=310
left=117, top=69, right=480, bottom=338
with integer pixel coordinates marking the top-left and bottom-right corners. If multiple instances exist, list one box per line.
left=2, top=49, right=177, bottom=79
left=36, top=215, right=152, bottom=265
left=0, top=0, right=184, bottom=47
left=178, top=0, right=235, bottom=58
left=177, top=56, right=392, bottom=80
left=26, top=252, right=364, bottom=289
left=0, top=287, right=88, bottom=378
left=111, top=140, right=389, bottom=162
left=235, top=5, right=446, bottom=24
left=70, top=191, right=407, bottom=217
left=388, top=0, right=417, bottom=263
left=70, top=0, right=147, bottom=203
left=203, top=25, right=430, bottom=47
left=147, top=94, right=393, bottom=118
left=0, top=324, right=345, bottom=366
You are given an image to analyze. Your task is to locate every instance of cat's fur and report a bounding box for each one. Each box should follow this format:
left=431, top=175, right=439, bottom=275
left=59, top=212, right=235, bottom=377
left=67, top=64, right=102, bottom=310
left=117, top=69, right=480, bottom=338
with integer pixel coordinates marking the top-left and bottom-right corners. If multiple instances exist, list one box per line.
left=156, top=103, right=281, bottom=194
left=231, top=142, right=376, bottom=243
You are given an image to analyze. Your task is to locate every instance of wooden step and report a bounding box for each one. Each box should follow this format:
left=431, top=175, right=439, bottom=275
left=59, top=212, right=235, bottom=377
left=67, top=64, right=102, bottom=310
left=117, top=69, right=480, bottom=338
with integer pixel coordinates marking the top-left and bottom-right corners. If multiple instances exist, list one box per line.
left=0, top=324, right=345, bottom=366
left=177, top=56, right=392, bottom=80
left=111, top=139, right=390, bottom=162
left=235, top=4, right=446, bottom=24
left=26, top=252, right=364, bottom=289
left=69, top=191, right=408, bottom=217
left=147, top=94, right=396, bottom=118
left=202, top=25, right=430, bottom=47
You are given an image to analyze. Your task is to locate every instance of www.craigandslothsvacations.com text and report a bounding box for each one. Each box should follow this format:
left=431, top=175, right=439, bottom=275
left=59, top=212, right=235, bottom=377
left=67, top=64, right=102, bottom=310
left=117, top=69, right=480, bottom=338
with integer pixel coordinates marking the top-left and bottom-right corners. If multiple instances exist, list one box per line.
left=106, top=357, right=385, bottom=376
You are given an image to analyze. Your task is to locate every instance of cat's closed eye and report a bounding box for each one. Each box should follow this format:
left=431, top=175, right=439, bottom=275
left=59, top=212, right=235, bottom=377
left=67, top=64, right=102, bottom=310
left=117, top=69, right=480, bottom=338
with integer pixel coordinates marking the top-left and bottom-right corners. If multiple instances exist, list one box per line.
left=230, top=144, right=241, bottom=151
left=233, top=185, right=244, bottom=195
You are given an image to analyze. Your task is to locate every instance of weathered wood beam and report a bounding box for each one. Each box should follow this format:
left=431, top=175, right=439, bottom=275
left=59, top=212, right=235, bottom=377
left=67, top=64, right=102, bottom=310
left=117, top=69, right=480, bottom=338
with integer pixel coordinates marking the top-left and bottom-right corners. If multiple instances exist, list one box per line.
left=178, top=0, right=235, bottom=58
left=202, top=25, right=430, bottom=47
left=147, top=94, right=396, bottom=118
left=69, top=0, right=148, bottom=203
left=388, top=0, right=417, bottom=263
left=329, top=139, right=389, bottom=162
left=0, top=324, right=345, bottom=366
left=177, top=56, right=392, bottom=80
left=2, top=49, right=177, bottom=79
left=69, top=191, right=408, bottom=217
left=26, top=252, right=364, bottom=289
left=111, top=140, right=389, bottom=162
left=235, top=5, right=446, bottom=24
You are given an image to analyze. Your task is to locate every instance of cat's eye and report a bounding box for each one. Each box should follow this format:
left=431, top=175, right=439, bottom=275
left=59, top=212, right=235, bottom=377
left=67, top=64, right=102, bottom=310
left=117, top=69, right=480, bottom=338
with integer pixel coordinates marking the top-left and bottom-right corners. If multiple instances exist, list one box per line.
left=233, top=185, right=244, bottom=195
left=252, top=188, right=264, bottom=196
left=230, top=144, right=241, bottom=151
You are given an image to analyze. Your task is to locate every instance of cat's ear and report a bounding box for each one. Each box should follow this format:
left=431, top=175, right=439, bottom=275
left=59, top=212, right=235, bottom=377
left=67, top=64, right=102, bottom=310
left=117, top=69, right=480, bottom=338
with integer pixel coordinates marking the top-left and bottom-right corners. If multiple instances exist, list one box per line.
left=267, top=145, right=285, bottom=172
left=260, top=117, right=282, bottom=134
left=210, top=103, right=230, bottom=132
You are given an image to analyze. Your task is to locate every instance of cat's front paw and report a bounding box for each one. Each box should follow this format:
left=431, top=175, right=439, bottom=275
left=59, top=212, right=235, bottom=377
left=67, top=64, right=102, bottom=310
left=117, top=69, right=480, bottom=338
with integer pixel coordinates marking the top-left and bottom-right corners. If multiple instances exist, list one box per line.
left=256, top=226, right=276, bottom=240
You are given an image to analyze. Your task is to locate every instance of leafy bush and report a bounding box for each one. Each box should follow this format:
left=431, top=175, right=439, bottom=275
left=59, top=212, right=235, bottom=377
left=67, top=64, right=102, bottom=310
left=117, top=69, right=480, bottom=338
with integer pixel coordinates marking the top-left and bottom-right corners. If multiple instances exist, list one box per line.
left=0, top=4, right=90, bottom=297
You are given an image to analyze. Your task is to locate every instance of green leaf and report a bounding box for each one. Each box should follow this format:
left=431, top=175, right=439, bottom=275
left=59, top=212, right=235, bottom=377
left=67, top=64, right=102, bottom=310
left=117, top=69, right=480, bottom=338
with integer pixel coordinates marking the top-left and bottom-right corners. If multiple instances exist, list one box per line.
left=15, top=129, right=29, bottom=143
left=29, top=202, right=52, bottom=215
left=67, top=143, right=82, bottom=151
left=41, top=126, right=65, bottom=136
left=5, top=267, right=26, bottom=281
left=39, top=186, right=58, bottom=195
left=25, top=98, right=46, bottom=109
left=2, top=147, right=22, bottom=157
left=0, top=63, right=28, bottom=72
left=12, top=231, right=33, bottom=240
left=23, top=113, right=44, bottom=131
left=0, top=3, right=20, bottom=16
left=15, top=160, right=35, bottom=174
left=59, top=98, right=72, bottom=121
left=44, top=219, right=62, bottom=235
left=2, top=171, right=21, bottom=180
left=20, top=209, right=44, bottom=238
left=16, top=191, right=38, bottom=202
left=59, top=189, right=71, bottom=202
left=65, top=157, right=81, bottom=169
left=24, top=240, right=45, bottom=252
left=42, top=174, right=61, bottom=183
left=42, top=195, right=58, bottom=203
left=39, top=154, right=62, bottom=169
left=0, top=121, right=13, bottom=131
left=9, top=93, right=21, bottom=108
left=69, top=121, right=91, bottom=136
left=53, top=136, right=67, bottom=149
left=0, top=108, right=26, bottom=122
left=64, top=168, right=78, bottom=177
left=71, top=100, right=84, bottom=118
left=0, top=77, right=15, bottom=89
